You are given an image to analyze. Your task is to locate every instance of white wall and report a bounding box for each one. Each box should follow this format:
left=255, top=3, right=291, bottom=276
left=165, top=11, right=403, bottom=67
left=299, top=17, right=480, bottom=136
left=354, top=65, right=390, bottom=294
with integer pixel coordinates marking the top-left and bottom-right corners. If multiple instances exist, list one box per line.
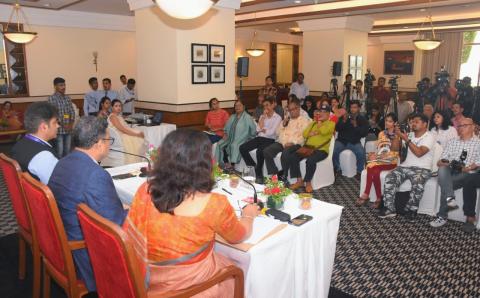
left=367, top=35, right=422, bottom=91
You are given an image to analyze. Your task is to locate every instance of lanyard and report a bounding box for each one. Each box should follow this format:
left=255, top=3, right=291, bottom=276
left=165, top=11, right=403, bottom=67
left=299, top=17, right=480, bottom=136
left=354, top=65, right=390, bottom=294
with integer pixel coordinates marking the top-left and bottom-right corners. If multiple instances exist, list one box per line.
left=24, top=134, right=50, bottom=147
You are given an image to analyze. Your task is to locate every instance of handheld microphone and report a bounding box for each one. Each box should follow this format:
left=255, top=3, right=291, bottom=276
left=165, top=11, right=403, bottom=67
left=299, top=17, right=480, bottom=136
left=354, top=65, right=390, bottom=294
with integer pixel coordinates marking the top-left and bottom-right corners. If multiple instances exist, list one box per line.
left=227, top=170, right=264, bottom=209
left=109, top=149, right=151, bottom=177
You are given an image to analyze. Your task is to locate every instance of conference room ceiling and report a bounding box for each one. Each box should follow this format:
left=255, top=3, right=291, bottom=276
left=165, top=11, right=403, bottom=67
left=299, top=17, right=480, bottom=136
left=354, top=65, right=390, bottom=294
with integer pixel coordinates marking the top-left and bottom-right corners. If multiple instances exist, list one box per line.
left=0, top=0, right=133, bottom=15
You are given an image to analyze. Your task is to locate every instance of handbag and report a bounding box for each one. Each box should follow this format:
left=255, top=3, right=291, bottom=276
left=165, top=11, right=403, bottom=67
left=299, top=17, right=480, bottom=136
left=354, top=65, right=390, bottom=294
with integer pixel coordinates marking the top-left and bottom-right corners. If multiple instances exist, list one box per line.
left=296, top=122, right=332, bottom=158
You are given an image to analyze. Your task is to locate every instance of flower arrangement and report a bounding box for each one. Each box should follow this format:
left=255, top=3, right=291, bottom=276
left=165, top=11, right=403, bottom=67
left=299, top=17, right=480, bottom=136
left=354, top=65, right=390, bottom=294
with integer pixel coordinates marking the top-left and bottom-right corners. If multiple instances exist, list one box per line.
left=146, top=144, right=160, bottom=164
left=263, top=175, right=292, bottom=209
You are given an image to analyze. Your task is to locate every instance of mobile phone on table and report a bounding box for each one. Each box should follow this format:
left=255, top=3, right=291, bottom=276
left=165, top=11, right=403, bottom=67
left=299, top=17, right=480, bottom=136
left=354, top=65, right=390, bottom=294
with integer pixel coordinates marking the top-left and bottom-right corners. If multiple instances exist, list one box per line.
left=290, top=214, right=313, bottom=226
left=112, top=173, right=136, bottom=180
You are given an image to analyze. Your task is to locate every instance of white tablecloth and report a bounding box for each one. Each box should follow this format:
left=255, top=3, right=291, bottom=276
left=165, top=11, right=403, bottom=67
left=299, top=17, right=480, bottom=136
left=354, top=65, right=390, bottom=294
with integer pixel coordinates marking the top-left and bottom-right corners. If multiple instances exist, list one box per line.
left=134, top=123, right=176, bottom=148
left=106, top=163, right=343, bottom=298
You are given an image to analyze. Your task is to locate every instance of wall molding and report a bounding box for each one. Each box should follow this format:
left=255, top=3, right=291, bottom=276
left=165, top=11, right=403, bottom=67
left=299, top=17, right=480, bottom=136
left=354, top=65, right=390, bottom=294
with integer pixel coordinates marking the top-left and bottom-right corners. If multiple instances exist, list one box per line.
left=0, top=4, right=135, bottom=32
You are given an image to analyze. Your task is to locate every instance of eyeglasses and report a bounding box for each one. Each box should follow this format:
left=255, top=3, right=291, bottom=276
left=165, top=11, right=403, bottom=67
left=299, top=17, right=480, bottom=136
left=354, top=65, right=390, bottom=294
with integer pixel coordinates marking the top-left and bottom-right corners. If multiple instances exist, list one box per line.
left=457, top=124, right=473, bottom=128
left=102, top=137, right=115, bottom=145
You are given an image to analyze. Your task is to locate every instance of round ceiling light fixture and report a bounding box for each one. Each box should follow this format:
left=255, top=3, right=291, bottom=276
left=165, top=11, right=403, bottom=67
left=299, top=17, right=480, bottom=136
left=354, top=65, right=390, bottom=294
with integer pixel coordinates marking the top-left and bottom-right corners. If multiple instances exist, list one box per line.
left=154, top=0, right=218, bottom=19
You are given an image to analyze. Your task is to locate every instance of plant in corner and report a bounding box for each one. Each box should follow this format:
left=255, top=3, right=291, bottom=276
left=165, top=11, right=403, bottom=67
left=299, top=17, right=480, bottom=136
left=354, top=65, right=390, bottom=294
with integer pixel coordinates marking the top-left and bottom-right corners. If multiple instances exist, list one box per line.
left=263, top=175, right=292, bottom=210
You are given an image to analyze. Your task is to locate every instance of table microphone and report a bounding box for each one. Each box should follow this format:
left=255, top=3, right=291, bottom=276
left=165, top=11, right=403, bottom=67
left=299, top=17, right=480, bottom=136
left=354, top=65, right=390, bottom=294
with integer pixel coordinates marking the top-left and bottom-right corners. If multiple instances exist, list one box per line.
left=229, top=171, right=264, bottom=209
left=109, top=149, right=151, bottom=177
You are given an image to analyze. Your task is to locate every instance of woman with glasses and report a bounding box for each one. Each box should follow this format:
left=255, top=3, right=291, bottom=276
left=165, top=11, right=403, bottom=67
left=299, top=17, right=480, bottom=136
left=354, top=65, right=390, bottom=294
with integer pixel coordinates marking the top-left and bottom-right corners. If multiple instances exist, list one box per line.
left=101, top=99, right=145, bottom=166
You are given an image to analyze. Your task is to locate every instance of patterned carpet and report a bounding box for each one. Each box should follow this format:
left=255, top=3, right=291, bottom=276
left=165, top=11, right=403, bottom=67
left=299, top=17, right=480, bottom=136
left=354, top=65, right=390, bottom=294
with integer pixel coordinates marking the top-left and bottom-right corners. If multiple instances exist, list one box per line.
left=1, top=171, right=480, bottom=297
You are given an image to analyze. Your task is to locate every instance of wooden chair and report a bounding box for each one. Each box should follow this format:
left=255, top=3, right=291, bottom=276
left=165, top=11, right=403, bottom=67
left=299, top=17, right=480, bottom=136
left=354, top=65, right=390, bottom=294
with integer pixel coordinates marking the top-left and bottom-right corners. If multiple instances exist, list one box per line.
left=0, top=153, right=40, bottom=298
left=77, top=203, right=245, bottom=298
left=20, top=172, right=89, bottom=298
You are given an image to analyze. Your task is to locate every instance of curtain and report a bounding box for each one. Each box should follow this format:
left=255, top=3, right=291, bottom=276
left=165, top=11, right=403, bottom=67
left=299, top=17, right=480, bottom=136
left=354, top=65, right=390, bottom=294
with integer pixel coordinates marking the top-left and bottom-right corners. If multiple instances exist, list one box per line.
left=421, top=32, right=463, bottom=81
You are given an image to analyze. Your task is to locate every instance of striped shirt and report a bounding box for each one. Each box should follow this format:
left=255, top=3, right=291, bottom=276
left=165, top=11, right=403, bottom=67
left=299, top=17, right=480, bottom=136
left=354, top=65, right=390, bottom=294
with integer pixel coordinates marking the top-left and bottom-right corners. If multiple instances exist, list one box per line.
left=48, top=92, right=75, bottom=134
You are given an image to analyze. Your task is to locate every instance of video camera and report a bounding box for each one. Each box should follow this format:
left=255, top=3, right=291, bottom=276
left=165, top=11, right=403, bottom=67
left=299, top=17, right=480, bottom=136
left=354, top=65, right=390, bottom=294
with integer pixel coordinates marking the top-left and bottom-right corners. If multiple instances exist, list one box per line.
left=388, top=76, right=400, bottom=92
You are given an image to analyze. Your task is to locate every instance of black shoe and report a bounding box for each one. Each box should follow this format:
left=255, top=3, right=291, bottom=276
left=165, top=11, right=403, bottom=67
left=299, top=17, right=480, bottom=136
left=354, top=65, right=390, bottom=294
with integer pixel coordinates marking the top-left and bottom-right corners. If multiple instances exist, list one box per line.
left=378, top=208, right=396, bottom=219
left=462, top=222, right=476, bottom=233
left=404, top=210, right=418, bottom=223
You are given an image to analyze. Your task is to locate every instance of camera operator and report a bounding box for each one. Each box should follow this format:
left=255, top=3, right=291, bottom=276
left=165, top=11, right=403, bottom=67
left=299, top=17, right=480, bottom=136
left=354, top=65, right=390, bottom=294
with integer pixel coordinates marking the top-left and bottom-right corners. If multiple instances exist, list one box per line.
left=351, top=80, right=367, bottom=114
left=430, top=118, right=480, bottom=230
left=333, top=100, right=369, bottom=179
left=433, top=75, right=457, bottom=112
left=378, top=113, right=435, bottom=221
left=341, top=74, right=353, bottom=109
left=456, top=77, right=474, bottom=113
left=372, top=77, right=390, bottom=114
left=416, top=77, right=431, bottom=111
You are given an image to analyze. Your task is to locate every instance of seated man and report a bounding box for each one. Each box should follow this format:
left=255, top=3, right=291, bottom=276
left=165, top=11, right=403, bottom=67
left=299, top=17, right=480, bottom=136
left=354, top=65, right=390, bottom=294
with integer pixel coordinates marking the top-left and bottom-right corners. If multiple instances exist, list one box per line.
left=461, top=171, right=480, bottom=233
left=48, top=116, right=127, bottom=292
left=379, top=113, right=435, bottom=221
left=333, top=100, right=369, bottom=179
left=430, top=118, right=480, bottom=230
left=263, top=97, right=311, bottom=182
left=10, top=102, right=59, bottom=184
left=239, top=97, right=282, bottom=183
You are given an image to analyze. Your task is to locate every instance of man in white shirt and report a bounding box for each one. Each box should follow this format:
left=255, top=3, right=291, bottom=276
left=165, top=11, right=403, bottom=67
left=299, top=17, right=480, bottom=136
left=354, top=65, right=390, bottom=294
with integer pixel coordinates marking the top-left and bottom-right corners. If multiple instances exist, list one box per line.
left=379, top=113, right=435, bottom=221
left=83, top=77, right=102, bottom=116
left=289, top=73, right=309, bottom=104
left=239, top=97, right=282, bottom=183
left=118, top=78, right=137, bottom=115
left=102, top=78, right=119, bottom=102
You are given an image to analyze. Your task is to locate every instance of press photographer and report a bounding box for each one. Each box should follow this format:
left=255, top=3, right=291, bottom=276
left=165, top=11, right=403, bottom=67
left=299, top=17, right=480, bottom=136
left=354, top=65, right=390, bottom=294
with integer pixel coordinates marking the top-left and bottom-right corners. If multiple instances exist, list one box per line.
left=455, top=76, right=474, bottom=113
left=430, top=118, right=480, bottom=231
left=416, top=77, right=432, bottom=111
left=430, top=67, right=457, bottom=112
left=341, top=73, right=353, bottom=109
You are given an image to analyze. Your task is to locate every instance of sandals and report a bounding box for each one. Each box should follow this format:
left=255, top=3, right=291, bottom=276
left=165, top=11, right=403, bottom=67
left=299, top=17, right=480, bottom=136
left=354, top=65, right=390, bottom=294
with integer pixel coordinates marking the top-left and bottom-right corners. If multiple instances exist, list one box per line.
left=355, top=196, right=369, bottom=206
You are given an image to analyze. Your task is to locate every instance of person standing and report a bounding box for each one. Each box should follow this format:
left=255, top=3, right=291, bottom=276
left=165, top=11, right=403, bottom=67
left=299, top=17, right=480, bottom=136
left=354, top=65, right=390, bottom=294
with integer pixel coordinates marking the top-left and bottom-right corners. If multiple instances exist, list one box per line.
left=386, top=92, right=413, bottom=124
left=239, top=97, right=282, bottom=183
left=48, top=77, right=75, bottom=158
left=373, top=77, right=391, bottom=114
left=120, top=74, right=127, bottom=86
left=351, top=80, right=367, bottom=114
left=451, top=102, right=466, bottom=130
left=289, top=73, right=309, bottom=105
left=341, top=74, right=353, bottom=109
left=118, top=78, right=137, bottom=115
left=258, top=76, right=277, bottom=98
left=83, top=77, right=102, bottom=116
left=102, top=78, right=119, bottom=101
left=263, top=98, right=310, bottom=181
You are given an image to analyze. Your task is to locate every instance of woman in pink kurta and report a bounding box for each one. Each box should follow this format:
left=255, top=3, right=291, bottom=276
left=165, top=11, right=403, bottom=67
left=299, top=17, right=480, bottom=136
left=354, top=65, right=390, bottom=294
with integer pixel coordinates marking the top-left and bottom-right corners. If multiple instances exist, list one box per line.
left=205, top=98, right=229, bottom=143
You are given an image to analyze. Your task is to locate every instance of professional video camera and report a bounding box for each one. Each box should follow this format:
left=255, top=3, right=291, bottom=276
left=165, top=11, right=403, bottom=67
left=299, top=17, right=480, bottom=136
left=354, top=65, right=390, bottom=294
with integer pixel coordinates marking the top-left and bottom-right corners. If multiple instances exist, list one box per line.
left=388, top=76, right=400, bottom=92
left=456, top=76, right=474, bottom=106
left=430, top=67, right=450, bottom=97
left=329, top=78, right=339, bottom=97
left=364, top=69, right=376, bottom=86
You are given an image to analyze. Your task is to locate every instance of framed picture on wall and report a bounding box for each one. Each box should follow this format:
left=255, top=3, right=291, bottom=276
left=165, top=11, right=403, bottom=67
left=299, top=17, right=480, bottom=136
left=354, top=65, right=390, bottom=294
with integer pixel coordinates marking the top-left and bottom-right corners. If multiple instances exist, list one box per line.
left=209, top=44, right=225, bottom=63
left=384, top=50, right=414, bottom=75
left=192, top=65, right=209, bottom=84
left=209, top=65, right=225, bottom=83
left=191, top=43, right=209, bottom=63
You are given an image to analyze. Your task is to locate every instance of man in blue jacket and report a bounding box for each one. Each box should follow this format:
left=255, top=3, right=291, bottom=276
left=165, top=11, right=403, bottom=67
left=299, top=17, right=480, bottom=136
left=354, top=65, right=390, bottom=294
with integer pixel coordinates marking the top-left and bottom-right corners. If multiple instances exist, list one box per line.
left=48, top=116, right=127, bottom=292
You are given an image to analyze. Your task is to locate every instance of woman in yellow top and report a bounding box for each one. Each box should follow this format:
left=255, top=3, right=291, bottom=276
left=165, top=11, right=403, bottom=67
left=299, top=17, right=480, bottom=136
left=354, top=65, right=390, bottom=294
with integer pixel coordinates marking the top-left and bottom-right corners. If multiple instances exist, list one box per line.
left=1, top=101, right=22, bottom=130
left=124, top=129, right=260, bottom=296
left=356, top=112, right=400, bottom=209
left=288, top=105, right=335, bottom=193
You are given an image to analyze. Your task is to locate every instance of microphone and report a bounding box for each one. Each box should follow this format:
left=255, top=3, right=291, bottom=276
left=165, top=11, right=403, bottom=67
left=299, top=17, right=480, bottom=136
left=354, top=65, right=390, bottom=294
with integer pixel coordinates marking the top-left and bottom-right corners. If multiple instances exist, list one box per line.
left=228, top=171, right=264, bottom=209
left=109, top=149, right=151, bottom=177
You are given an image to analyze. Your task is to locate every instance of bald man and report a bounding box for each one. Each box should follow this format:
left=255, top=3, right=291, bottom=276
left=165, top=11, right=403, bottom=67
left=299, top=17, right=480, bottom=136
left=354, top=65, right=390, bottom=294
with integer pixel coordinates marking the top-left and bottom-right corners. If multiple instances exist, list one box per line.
left=430, top=118, right=480, bottom=232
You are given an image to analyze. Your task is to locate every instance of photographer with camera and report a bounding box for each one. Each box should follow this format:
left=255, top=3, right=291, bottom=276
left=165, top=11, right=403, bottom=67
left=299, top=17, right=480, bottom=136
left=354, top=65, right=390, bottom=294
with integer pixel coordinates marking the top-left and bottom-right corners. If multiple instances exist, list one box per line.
left=378, top=113, right=435, bottom=221
left=455, top=77, right=474, bottom=113
left=373, top=77, right=390, bottom=114
left=341, top=74, right=354, bottom=109
left=333, top=100, right=369, bottom=179
left=430, top=118, right=480, bottom=230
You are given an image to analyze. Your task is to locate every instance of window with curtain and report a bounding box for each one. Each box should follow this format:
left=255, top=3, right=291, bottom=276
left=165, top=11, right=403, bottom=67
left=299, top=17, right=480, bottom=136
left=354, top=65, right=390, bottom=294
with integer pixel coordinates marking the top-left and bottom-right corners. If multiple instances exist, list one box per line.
left=459, top=31, right=480, bottom=86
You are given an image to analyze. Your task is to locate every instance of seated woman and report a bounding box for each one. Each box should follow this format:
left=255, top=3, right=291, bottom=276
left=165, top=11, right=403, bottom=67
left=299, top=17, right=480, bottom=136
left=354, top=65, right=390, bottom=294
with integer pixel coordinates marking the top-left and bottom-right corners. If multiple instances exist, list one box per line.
left=329, top=97, right=346, bottom=123
left=287, top=106, right=335, bottom=193
left=102, top=99, right=145, bottom=167
left=204, top=97, right=229, bottom=144
left=366, top=104, right=383, bottom=141
left=302, top=96, right=315, bottom=119
left=356, top=113, right=400, bottom=209
left=97, top=96, right=111, bottom=119
left=124, top=129, right=259, bottom=295
left=214, top=99, right=256, bottom=168
left=430, top=110, right=457, bottom=147
left=1, top=101, right=22, bottom=130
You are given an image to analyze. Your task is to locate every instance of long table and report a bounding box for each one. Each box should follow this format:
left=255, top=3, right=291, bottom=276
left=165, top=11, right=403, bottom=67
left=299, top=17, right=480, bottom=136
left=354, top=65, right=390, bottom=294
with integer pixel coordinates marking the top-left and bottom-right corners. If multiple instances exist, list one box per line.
left=106, top=163, right=343, bottom=298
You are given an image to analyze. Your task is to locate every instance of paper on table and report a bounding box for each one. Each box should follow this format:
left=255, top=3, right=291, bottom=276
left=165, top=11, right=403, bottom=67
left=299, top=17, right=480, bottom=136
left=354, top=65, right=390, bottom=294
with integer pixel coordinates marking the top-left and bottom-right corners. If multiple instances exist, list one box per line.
left=243, top=216, right=284, bottom=245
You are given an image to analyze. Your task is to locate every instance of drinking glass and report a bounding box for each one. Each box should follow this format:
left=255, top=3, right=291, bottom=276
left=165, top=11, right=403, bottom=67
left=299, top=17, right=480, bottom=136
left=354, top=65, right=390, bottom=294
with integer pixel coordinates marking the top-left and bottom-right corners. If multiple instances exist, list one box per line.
left=242, top=166, right=256, bottom=184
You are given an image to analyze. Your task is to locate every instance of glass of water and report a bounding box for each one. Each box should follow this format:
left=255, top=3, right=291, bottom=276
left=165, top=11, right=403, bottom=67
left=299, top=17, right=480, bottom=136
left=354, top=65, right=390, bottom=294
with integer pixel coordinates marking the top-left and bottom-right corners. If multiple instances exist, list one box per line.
left=242, top=166, right=256, bottom=184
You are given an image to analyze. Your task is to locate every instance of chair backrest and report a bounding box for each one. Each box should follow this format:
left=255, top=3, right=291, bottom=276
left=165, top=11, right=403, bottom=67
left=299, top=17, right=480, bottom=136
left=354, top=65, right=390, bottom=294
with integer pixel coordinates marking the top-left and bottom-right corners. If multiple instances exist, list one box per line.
left=20, top=172, right=77, bottom=281
left=77, top=204, right=146, bottom=298
left=431, top=142, right=443, bottom=172
left=0, top=153, right=31, bottom=233
left=327, top=135, right=335, bottom=160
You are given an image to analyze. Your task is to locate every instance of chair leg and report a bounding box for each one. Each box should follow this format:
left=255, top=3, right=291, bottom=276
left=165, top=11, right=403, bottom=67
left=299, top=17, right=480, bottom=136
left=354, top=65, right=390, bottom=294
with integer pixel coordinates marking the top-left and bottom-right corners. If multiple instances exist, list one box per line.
left=32, top=248, right=41, bottom=298
left=18, top=236, right=26, bottom=280
left=43, top=265, right=51, bottom=298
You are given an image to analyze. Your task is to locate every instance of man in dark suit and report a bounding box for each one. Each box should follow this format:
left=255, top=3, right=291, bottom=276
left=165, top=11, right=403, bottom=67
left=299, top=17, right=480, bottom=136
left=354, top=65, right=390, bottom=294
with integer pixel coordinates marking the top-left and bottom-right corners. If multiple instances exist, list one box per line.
left=48, top=116, right=127, bottom=292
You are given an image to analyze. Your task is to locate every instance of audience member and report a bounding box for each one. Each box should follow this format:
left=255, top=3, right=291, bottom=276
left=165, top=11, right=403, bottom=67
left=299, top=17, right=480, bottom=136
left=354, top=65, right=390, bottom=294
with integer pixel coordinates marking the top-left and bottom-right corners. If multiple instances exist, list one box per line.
left=102, top=99, right=145, bottom=167
left=1, top=101, right=22, bottom=130
left=366, top=104, right=383, bottom=140
left=302, top=96, right=315, bottom=119
left=423, top=103, right=434, bottom=128
left=10, top=102, right=59, bottom=184
left=258, top=76, right=277, bottom=98
left=451, top=102, right=466, bottom=129
left=341, top=74, right=353, bottom=109
left=254, top=94, right=265, bottom=121
left=330, top=97, right=345, bottom=123
left=48, top=116, right=127, bottom=292
left=351, top=80, right=366, bottom=114
left=287, top=94, right=310, bottom=119
left=373, top=77, right=390, bottom=113
left=357, top=113, right=400, bottom=208
left=460, top=168, right=480, bottom=233
left=379, top=113, right=435, bottom=221
left=430, top=110, right=457, bottom=147
left=263, top=98, right=310, bottom=181
left=215, top=100, right=256, bottom=168
left=204, top=98, right=229, bottom=144
left=97, top=97, right=111, bottom=119
left=434, top=81, right=457, bottom=112
left=102, top=78, right=119, bottom=100
left=239, top=97, right=282, bottom=183
left=430, top=118, right=480, bottom=229
left=288, top=106, right=335, bottom=193
left=118, top=78, right=137, bottom=115
left=83, top=77, right=102, bottom=116
left=48, top=77, right=75, bottom=158
left=271, top=96, right=284, bottom=119
left=333, top=100, right=369, bottom=178
left=120, top=74, right=127, bottom=86
left=124, top=129, right=259, bottom=295
left=289, top=73, right=309, bottom=104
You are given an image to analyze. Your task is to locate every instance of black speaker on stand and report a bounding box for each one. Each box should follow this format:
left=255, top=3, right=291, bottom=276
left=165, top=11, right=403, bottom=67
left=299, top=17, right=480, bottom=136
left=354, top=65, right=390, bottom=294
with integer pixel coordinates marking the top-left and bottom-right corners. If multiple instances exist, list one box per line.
left=237, top=57, right=249, bottom=100
left=332, top=61, right=342, bottom=77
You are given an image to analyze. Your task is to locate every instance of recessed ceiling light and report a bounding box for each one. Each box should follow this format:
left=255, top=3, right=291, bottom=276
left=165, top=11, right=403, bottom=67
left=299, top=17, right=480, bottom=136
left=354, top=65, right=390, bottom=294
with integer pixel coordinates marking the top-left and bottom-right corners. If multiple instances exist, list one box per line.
left=344, top=12, right=350, bottom=15
left=420, top=8, right=426, bottom=12
left=403, top=26, right=409, bottom=29
left=43, top=3, right=51, bottom=7
left=275, top=28, right=280, bottom=31
left=294, top=0, right=302, bottom=3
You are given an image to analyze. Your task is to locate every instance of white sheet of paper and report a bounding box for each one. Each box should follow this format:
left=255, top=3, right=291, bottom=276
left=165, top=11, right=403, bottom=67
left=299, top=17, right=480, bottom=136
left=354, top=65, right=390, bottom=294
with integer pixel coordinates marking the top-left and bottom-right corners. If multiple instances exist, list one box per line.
left=242, top=216, right=283, bottom=245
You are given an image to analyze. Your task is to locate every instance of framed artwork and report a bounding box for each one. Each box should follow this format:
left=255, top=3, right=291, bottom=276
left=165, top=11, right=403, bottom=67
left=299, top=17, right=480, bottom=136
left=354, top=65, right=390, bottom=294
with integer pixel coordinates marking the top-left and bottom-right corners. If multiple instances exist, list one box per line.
left=384, top=50, right=414, bottom=75
left=191, top=43, right=208, bottom=63
left=209, top=44, right=225, bottom=63
left=192, top=65, right=209, bottom=84
left=209, top=65, right=225, bottom=84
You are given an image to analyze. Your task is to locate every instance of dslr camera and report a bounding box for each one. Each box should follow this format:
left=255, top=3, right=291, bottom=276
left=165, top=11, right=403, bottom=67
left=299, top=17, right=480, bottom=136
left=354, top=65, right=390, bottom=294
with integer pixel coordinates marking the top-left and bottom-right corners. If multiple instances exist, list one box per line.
left=399, top=123, right=410, bottom=133
left=449, top=160, right=465, bottom=175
